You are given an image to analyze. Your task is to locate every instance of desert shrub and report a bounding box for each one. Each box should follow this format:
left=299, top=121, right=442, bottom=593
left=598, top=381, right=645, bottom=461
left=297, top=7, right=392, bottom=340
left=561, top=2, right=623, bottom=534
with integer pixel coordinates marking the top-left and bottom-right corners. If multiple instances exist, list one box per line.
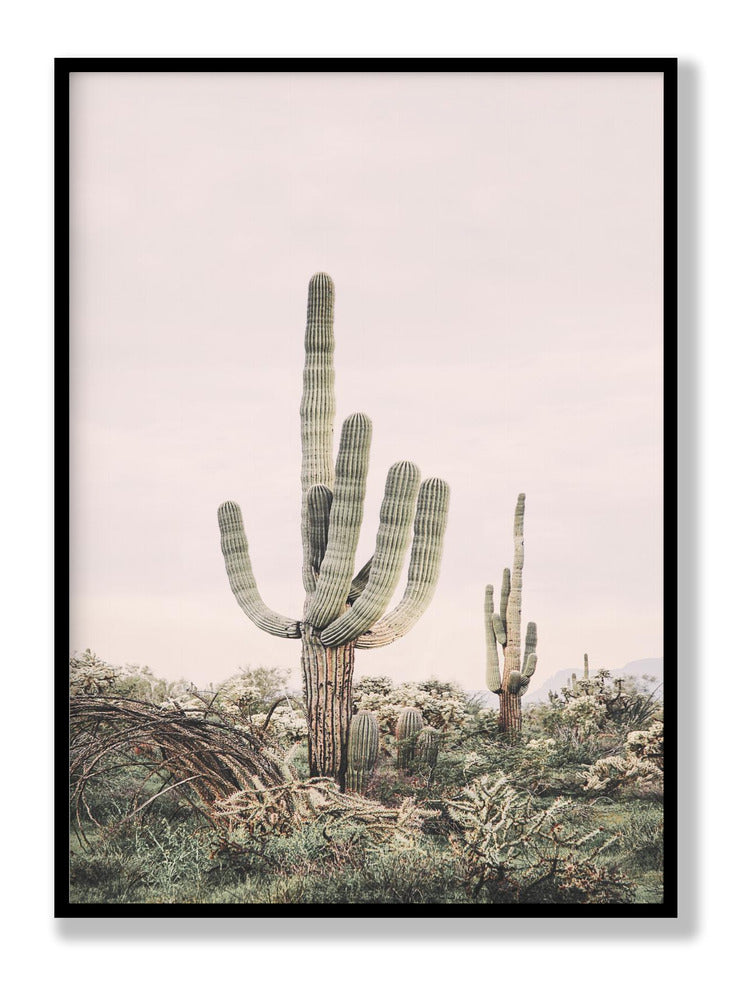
left=544, top=672, right=662, bottom=735
left=352, top=675, right=472, bottom=756
left=265, top=840, right=466, bottom=905
left=248, top=701, right=308, bottom=747
left=69, top=649, right=120, bottom=695
left=583, top=721, right=664, bottom=800
left=70, top=815, right=215, bottom=904
left=450, top=735, right=587, bottom=797
left=69, top=649, right=192, bottom=705
left=447, top=774, right=634, bottom=904
left=213, top=666, right=290, bottom=714
left=619, top=803, right=664, bottom=870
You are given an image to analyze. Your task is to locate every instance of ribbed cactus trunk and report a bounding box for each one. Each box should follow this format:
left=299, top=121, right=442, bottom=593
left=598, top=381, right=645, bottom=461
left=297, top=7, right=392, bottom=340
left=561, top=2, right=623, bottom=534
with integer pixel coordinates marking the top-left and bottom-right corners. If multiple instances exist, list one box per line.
left=301, top=625, right=355, bottom=782
left=498, top=690, right=522, bottom=733
left=218, top=274, right=450, bottom=790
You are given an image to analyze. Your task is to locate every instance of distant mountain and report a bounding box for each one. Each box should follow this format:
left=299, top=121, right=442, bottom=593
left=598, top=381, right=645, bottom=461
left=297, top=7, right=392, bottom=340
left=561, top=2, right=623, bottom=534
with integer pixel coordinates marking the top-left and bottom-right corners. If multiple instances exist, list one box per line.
left=523, top=657, right=663, bottom=704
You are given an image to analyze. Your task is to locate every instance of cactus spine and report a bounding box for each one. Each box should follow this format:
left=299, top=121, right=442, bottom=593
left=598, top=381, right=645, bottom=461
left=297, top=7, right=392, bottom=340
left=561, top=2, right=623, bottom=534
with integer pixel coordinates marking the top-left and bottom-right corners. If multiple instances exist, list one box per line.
left=484, top=493, right=538, bottom=734
left=396, top=707, right=424, bottom=770
left=345, top=711, right=379, bottom=793
left=218, top=274, right=450, bottom=788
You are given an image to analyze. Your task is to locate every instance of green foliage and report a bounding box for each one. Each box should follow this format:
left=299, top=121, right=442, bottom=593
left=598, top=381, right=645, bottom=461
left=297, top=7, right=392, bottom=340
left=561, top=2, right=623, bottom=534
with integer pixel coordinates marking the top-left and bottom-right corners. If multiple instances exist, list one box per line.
left=70, top=649, right=192, bottom=705
left=217, top=665, right=291, bottom=709
left=447, top=774, right=635, bottom=903
left=584, top=721, right=664, bottom=800
left=353, top=675, right=471, bottom=751
left=68, top=655, right=664, bottom=906
left=555, top=670, right=662, bottom=731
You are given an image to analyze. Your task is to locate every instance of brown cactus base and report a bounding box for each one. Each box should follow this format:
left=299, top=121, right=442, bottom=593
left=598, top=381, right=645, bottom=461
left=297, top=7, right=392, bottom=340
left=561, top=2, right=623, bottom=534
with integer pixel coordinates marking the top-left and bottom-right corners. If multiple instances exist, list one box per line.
left=300, top=624, right=355, bottom=789
left=498, top=690, right=522, bottom=735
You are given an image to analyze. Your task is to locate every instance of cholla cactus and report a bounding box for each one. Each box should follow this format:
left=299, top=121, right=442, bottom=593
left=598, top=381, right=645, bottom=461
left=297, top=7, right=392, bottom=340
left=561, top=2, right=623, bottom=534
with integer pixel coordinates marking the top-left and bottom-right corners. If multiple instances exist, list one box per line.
left=346, top=711, right=380, bottom=793
left=485, top=493, right=538, bottom=733
left=396, top=706, right=424, bottom=770
left=218, top=274, right=450, bottom=788
left=69, top=649, right=119, bottom=696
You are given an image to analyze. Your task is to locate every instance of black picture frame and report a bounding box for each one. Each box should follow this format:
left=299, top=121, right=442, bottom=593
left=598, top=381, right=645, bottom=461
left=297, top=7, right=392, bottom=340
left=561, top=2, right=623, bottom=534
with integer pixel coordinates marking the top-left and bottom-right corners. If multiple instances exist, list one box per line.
left=56, top=56, right=676, bottom=918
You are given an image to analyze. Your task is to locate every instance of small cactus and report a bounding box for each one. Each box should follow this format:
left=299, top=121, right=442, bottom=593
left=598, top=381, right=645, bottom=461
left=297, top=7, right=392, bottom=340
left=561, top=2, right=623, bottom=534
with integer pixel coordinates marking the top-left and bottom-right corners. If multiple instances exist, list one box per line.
left=416, top=726, right=441, bottom=769
left=345, top=711, right=379, bottom=794
left=584, top=653, right=589, bottom=680
left=396, top=707, right=424, bottom=770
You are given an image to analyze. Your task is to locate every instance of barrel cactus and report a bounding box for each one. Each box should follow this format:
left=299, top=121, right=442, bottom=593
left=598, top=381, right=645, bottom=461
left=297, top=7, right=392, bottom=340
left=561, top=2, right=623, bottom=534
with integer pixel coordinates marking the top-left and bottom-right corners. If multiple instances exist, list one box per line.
left=485, top=493, right=539, bottom=733
left=345, top=711, right=380, bottom=794
left=396, top=706, right=425, bottom=770
left=218, top=274, right=450, bottom=788
left=416, top=726, right=441, bottom=769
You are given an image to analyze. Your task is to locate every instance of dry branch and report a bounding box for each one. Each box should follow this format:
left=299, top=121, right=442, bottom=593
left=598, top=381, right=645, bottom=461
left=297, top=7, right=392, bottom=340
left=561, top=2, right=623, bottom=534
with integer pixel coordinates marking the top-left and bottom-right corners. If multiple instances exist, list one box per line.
left=69, top=695, right=292, bottom=836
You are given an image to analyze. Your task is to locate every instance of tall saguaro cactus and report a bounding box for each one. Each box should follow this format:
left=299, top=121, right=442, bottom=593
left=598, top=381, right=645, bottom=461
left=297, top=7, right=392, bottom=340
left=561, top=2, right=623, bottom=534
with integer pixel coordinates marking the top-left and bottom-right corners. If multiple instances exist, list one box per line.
left=218, top=274, right=450, bottom=787
left=485, top=493, right=538, bottom=734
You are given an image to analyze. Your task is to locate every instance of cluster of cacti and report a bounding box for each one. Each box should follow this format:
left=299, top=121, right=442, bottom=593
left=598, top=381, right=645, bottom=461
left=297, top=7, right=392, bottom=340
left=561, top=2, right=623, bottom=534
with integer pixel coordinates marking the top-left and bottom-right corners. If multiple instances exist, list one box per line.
left=345, top=711, right=380, bottom=793
left=485, top=493, right=539, bottom=733
left=218, top=274, right=450, bottom=788
left=396, top=706, right=424, bottom=770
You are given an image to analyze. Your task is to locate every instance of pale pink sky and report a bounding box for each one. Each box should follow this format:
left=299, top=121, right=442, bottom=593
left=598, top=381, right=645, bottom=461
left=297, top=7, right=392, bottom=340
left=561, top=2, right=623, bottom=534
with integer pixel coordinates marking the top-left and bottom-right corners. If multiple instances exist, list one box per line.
left=69, top=71, right=663, bottom=689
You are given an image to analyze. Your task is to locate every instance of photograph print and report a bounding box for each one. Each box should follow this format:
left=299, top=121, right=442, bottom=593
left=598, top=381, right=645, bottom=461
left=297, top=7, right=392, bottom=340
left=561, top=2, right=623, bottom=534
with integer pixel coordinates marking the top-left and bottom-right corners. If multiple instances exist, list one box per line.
left=60, top=59, right=673, bottom=915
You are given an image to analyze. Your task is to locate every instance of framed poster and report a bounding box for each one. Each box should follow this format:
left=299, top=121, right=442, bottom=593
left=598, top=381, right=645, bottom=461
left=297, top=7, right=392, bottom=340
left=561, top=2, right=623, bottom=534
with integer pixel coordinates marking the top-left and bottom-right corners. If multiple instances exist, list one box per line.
left=58, top=58, right=675, bottom=916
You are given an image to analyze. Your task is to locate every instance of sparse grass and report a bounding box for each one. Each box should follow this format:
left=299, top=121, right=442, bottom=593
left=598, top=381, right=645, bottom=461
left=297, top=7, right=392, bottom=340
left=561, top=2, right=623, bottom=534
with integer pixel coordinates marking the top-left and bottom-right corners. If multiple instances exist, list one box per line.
left=68, top=685, right=665, bottom=907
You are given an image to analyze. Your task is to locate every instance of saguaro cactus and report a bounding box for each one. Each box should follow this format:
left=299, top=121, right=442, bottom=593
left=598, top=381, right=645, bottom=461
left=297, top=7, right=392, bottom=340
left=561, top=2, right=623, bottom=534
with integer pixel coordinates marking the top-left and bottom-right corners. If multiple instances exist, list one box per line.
left=583, top=653, right=590, bottom=680
left=346, top=711, right=380, bottom=793
left=485, top=493, right=538, bottom=734
left=218, top=274, right=450, bottom=788
left=396, top=707, right=425, bottom=770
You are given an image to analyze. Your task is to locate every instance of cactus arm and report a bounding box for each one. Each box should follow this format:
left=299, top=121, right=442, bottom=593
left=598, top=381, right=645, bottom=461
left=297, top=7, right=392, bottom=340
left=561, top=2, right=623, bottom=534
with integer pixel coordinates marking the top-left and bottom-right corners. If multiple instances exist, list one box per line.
left=306, top=413, right=372, bottom=627
left=352, top=478, right=450, bottom=649
left=217, top=502, right=301, bottom=638
left=320, top=461, right=421, bottom=647
left=523, top=651, right=538, bottom=678
left=306, top=484, right=333, bottom=577
left=523, top=621, right=537, bottom=670
left=484, top=584, right=502, bottom=693
left=348, top=556, right=373, bottom=603
left=500, top=567, right=511, bottom=631
left=492, top=614, right=507, bottom=646
left=300, top=273, right=336, bottom=593
left=505, top=493, right=526, bottom=675
left=508, top=670, right=523, bottom=694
